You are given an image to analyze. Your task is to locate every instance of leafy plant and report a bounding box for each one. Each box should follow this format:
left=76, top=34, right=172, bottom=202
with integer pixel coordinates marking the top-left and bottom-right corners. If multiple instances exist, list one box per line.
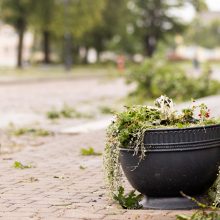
left=80, top=147, right=102, bottom=156
left=79, top=165, right=86, bottom=170
left=47, top=104, right=93, bottom=120
left=103, top=95, right=220, bottom=208
left=113, top=186, right=142, bottom=209
left=60, top=104, right=82, bottom=118
left=11, top=128, right=52, bottom=137
left=126, top=58, right=220, bottom=103
left=99, top=106, right=115, bottom=115
left=13, top=161, right=33, bottom=169
left=47, top=109, right=60, bottom=119
left=176, top=210, right=220, bottom=220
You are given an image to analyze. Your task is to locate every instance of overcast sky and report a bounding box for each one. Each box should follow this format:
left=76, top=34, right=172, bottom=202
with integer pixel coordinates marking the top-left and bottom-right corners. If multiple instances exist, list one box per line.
left=173, top=0, right=220, bottom=22
left=206, top=0, right=220, bottom=11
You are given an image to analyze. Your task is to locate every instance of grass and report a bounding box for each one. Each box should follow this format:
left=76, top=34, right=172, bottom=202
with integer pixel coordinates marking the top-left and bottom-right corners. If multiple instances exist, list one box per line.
left=80, top=147, right=102, bottom=156
left=0, top=64, right=119, bottom=79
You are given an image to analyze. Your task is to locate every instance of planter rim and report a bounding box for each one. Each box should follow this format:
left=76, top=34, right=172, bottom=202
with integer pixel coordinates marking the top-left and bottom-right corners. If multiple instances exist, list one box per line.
left=120, top=124, right=220, bottom=152
left=144, top=123, right=220, bottom=132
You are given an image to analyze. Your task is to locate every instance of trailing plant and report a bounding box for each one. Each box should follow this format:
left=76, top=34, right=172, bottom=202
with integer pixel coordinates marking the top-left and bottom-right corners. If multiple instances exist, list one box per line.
left=176, top=210, right=220, bottom=220
left=126, top=58, right=220, bottom=103
left=103, top=95, right=220, bottom=208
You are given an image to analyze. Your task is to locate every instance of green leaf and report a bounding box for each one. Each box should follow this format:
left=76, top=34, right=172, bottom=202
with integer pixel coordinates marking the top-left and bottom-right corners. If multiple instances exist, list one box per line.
left=113, top=186, right=142, bottom=209
left=80, top=147, right=102, bottom=156
left=13, top=161, right=33, bottom=169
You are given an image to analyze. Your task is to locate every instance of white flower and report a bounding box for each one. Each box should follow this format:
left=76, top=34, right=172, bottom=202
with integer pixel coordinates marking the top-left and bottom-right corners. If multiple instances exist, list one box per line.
left=154, top=95, right=175, bottom=120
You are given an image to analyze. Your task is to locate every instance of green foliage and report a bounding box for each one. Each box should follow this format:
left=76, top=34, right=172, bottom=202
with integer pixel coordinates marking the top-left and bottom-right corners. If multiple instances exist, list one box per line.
left=79, top=165, right=86, bottom=170
left=99, top=106, right=115, bottom=115
left=185, top=19, right=220, bottom=49
left=83, top=0, right=138, bottom=54
left=209, top=173, right=220, bottom=207
left=0, top=0, right=31, bottom=30
left=125, top=0, right=207, bottom=56
left=176, top=210, right=220, bottom=220
left=30, top=0, right=55, bottom=32
left=47, top=109, right=60, bottom=120
left=113, top=186, right=142, bottom=209
left=13, top=161, right=33, bottom=169
left=47, top=105, right=93, bottom=120
left=60, top=104, right=82, bottom=118
left=80, top=147, right=102, bottom=156
left=103, top=96, right=220, bottom=208
left=127, top=58, right=220, bottom=102
left=52, top=0, right=105, bottom=39
left=11, top=127, right=51, bottom=137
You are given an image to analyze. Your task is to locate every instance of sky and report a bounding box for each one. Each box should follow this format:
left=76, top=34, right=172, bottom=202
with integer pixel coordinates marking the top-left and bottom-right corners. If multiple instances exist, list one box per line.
left=206, top=0, right=220, bottom=11
left=174, top=0, right=220, bottom=22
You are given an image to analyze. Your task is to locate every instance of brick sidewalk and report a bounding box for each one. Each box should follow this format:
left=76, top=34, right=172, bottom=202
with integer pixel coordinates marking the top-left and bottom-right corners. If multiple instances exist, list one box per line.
left=0, top=78, right=219, bottom=219
left=0, top=130, right=195, bottom=220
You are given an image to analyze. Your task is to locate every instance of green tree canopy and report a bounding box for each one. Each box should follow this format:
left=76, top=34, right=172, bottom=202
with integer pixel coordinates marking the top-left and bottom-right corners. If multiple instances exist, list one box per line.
left=52, top=0, right=105, bottom=39
left=30, top=0, right=56, bottom=63
left=127, top=0, right=207, bottom=57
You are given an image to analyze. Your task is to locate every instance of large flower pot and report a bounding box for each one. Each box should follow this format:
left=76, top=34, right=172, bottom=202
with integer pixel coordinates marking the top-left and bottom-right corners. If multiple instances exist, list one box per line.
left=120, top=124, right=220, bottom=210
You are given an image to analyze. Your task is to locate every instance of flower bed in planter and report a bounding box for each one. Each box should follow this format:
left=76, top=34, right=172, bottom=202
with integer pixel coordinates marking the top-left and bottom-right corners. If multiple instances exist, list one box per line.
left=104, top=96, right=220, bottom=210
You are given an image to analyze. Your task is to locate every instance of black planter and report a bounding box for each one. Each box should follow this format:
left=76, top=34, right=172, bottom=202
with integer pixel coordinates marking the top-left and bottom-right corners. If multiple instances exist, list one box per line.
left=120, top=124, right=220, bottom=210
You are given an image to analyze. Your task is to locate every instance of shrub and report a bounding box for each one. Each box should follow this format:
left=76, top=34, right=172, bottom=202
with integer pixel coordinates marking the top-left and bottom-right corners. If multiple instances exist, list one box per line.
left=126, top=58, right=220, bottom=103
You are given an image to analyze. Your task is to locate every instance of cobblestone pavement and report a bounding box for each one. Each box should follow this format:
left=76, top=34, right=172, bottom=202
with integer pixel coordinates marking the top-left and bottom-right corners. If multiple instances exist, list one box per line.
left=0, top=76, right=132, bottom=129
left=0, top=131, right=195, bottom=220
left=0, top=77, right=220, bottom=219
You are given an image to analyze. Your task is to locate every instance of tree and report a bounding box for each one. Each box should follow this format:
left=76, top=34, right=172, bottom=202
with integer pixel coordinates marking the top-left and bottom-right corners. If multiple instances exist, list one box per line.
left=30, top=0, right=56, bottom=64
left=129, top=0, right=207, bottom=57
left=185, top=19, right=220, bottom=48
left=50, top=0, right=105, bottom=67
left=1, top=0, right=31, bottom=68
left=81, top=0, right=130, bottom=58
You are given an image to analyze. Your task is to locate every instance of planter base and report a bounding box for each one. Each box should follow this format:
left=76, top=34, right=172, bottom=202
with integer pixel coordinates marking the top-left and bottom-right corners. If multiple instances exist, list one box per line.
left=140, top=196, right=199, bottom=210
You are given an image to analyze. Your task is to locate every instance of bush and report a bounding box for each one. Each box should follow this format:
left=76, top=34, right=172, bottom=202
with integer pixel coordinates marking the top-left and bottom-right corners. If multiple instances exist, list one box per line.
left=126, top=58, right=220, bottom=102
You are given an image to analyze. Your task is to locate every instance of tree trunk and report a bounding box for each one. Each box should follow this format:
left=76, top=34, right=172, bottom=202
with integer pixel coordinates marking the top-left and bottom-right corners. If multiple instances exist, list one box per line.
left=43, top=30, right=51, bottom=64
left=145, top=35, right=157, bottom=57
left=17, top=28, right=25, bottom=68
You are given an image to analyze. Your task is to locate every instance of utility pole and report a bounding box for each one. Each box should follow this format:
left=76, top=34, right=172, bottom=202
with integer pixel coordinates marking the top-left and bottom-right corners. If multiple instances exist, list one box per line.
left=63, top=0, right=72, bottom=71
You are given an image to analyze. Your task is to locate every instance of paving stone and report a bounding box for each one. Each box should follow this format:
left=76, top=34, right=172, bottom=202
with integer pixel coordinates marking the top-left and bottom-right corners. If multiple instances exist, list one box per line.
left=0, top=79, right=219, bottom=220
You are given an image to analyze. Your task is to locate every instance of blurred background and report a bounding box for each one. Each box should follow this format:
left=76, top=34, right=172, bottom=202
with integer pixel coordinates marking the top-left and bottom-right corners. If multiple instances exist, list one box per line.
left=0, top=0, right=220, bottom=153
left=0, top=0, right=219, bottom=70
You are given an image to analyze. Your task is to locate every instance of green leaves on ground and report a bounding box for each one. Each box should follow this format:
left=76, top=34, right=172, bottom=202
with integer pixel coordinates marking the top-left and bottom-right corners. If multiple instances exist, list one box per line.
left=176, top=211, right=220, bottom=220
left=11, top=127, right=52, bottom=137
left=113, top=186, right=142, bottom=209
left=79, top=165, right=86, bottom=170
left=13, top=161, right=33, bottom=169
left=80, top=147, right=102, bottom=156
left=47, top=104, right=93, bottom=120
left=47, top=109, right=61, bottom=119
left=99, top=106, right=115, bottom=115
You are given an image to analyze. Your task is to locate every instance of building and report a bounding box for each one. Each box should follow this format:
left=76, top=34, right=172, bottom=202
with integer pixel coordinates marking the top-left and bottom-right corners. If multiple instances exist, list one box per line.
left=0, top=22, right=33, bottom=67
